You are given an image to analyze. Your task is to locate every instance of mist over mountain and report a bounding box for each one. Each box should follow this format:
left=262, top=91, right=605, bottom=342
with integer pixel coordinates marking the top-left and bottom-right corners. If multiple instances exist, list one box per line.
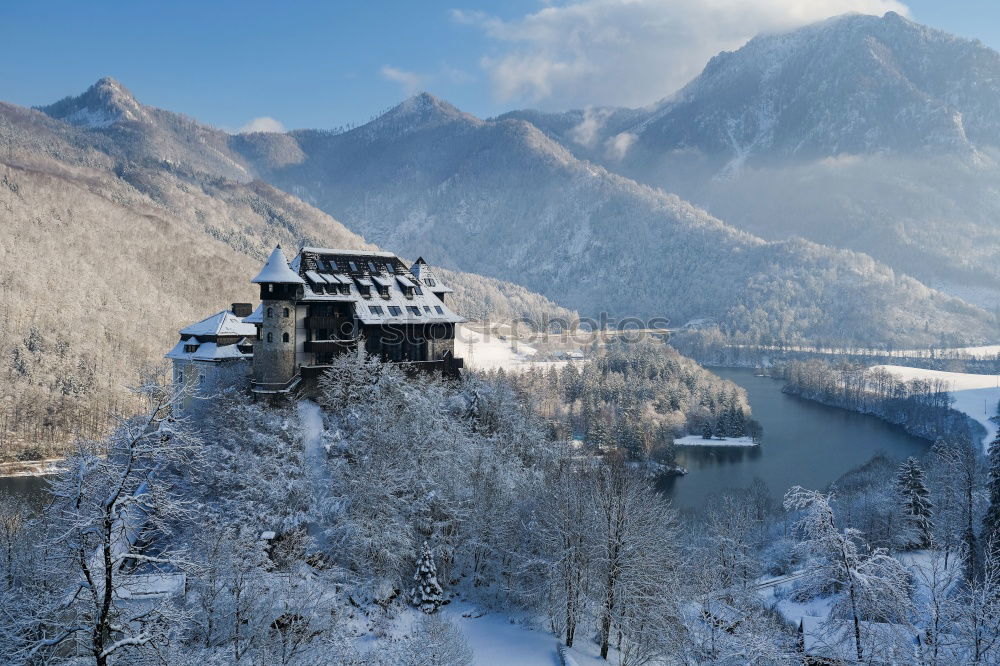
left=502, top=11, right=1000, bottom=308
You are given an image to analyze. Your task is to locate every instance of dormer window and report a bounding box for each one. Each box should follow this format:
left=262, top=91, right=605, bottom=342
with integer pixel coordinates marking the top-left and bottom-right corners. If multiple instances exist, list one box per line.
left=349, top=261, right=358, bottom=272
left=368, top=261, right=379, bottom=273
left=184, top=343, right=198, bottom=353
left=414, top=286, right=423, bottom=295
left=407, top=306, right=421, bottom=316
left=359, top=285, right=371, bottom=298
left=339, top=284, right=350, bottom=295
left=425, top=278, right=436, bottom=287
left=378, top=286, right=389, bottom=298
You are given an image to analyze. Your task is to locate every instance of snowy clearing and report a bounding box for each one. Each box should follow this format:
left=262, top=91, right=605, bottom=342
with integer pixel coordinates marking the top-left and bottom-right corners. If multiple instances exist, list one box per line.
left=445, top=604, right=610, bottom=666
left=874, top=365, right=1000, bottom=452
left=458, top=325, right=577, bottom=373
left=674, top=435, right=758, bottom=447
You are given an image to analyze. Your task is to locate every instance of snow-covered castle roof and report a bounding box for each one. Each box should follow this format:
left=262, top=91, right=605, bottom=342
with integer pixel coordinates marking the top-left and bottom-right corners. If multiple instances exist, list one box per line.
left=179, top=310, right=257, bottom=337
left=251, top=245, right=306, bottom=284
left=409, top=257, right=453, bottom=294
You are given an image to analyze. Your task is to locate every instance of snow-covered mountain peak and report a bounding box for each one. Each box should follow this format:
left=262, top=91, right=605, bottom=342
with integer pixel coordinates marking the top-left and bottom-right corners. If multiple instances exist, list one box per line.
left=39, top=76, right=150, bottom=128
left=363, top=92, right=482, bottom=140
left=627, top=11, right=1000, bottom=164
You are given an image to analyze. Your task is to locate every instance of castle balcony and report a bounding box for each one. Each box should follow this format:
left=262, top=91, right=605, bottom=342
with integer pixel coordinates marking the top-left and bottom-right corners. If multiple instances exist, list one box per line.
left=305, top=315, right=354, bottom=330
left=304, top=339, right=357, bottom=354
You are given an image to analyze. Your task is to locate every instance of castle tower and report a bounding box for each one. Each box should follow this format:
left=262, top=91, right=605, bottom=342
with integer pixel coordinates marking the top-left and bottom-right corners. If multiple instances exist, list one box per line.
left=251, top=245, right=304, bottom=393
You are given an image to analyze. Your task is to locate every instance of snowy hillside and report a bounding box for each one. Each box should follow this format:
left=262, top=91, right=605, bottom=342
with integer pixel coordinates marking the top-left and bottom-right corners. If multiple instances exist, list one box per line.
left=876, top=365, right=1000, bottom=452
left=502, top=12, right=1000, bottom=305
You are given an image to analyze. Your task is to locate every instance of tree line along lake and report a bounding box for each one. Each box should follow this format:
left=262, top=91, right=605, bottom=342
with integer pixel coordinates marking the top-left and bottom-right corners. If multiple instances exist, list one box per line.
left=659, top=367, right=931, bottom=511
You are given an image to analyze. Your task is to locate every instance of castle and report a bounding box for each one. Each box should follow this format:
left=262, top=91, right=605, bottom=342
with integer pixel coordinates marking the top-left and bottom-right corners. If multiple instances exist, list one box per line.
left=167, top=246, right=465, bottom=404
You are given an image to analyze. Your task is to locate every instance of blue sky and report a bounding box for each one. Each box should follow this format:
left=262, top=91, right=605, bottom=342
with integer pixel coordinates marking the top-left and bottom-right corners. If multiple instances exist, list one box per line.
left=1, top=1, right=996, bottom=132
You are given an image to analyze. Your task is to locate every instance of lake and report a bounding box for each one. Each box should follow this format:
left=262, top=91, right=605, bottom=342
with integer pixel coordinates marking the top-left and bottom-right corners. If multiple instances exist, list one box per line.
left=659, top=367, right=931, bottom=511
left=0, top=474, right=52, bottom=509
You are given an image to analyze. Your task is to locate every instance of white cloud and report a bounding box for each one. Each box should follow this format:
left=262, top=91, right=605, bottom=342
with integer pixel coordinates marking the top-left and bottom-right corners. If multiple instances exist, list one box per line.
left=238, top=116, right=286, bottom=134
left=454, top=0, right=910, bottom=109
left=604, top=131, right=637, bottom=161
left=568, top=107, right=614, bottom=147
left=380, top=65, right=425, bottom=96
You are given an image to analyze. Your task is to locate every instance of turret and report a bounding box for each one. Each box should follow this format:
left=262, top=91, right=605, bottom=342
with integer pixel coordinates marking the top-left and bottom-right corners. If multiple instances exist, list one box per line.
left=410, top=257, right=453, bottom=305
left=251, top=245, right=304, bottom=393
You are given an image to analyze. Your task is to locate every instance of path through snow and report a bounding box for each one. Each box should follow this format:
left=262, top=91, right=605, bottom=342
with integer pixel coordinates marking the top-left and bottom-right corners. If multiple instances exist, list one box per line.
left=297, top=400, right=330, bottom=548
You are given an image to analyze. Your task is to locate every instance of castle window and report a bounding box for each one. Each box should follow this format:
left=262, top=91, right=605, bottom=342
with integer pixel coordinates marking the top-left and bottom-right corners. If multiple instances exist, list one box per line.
left=267, top=307, right=273, bottom=318
left=388, top=306, right=402, bottom=316
left=282, top=332, right=290, bottom=343
left=267, top=332, right=273, bottom=343
left=283, top=307, right=290, bottom=318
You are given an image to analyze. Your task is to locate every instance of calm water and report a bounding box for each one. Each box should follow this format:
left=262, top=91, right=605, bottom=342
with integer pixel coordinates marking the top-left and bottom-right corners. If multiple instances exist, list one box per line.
left=0, top=475, right=52, bottom=509
left=660, top=367, right=930, bottom=511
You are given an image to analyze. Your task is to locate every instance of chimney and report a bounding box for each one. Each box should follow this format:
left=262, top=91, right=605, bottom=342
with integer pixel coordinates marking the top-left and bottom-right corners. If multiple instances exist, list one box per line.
left=231, top=303, right=253, bottom=317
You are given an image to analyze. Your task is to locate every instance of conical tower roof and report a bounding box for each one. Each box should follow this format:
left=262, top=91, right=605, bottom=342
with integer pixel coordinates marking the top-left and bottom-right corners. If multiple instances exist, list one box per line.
left=251, top=245, right=304, bottom=284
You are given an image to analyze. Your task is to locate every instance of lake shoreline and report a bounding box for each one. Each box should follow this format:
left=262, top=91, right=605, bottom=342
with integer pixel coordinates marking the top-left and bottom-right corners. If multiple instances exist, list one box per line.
left=0, top=458, right=63, bottom=478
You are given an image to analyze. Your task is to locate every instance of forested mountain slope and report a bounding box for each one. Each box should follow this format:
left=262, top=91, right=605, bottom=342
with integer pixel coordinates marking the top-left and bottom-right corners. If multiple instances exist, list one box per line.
left=232, top=94, right=994, bottom=348
left=502, top=12, right=1000, bottom=306
left=0, top=91, right=571, bottom=459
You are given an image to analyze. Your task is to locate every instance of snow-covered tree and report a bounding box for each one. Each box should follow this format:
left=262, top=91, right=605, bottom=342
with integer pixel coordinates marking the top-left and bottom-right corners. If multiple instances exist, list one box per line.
left=7, top=380, right=201, bottom=666
left=896, top=456, right=934, bottom=549
left=784, top=486, right=912, bottom=663
left=982, top=433, right=1000, bottom=563
left=412, top=541, right=445, bottom=614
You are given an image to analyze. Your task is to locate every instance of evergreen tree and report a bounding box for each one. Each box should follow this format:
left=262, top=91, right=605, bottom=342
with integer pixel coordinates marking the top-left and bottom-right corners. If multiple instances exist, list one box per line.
left=982, top=434, right=1000, bottom=561
left=701, top=420, right=713, bottom=440
left=896, top=457, right=934, bottom=550
left=411, top=541, right=444, bottom=614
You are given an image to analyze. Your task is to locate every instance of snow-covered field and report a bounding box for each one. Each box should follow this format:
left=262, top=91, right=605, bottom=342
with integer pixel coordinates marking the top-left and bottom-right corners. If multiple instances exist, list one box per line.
left=458, top=325, right=577, bottom=373
left=674, top=435, right=758, bottom=447
left=874, top=365, right=1000, bottom=452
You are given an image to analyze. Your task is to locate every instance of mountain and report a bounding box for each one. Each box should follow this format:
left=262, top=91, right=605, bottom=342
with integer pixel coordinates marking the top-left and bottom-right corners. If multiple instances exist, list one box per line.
left=0, top=88, right=572, bottom=459
left=231, top=93, right=994, bottom=349
left=501, top=12, right=1000, bottom=306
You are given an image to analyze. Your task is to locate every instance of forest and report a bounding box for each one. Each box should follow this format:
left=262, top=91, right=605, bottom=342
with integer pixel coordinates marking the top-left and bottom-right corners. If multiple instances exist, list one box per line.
left=502, top=338, right=761, bottom=465
left=1, top=353, right=999, bottom=664
left=779, top=359, right=979, bottom=443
